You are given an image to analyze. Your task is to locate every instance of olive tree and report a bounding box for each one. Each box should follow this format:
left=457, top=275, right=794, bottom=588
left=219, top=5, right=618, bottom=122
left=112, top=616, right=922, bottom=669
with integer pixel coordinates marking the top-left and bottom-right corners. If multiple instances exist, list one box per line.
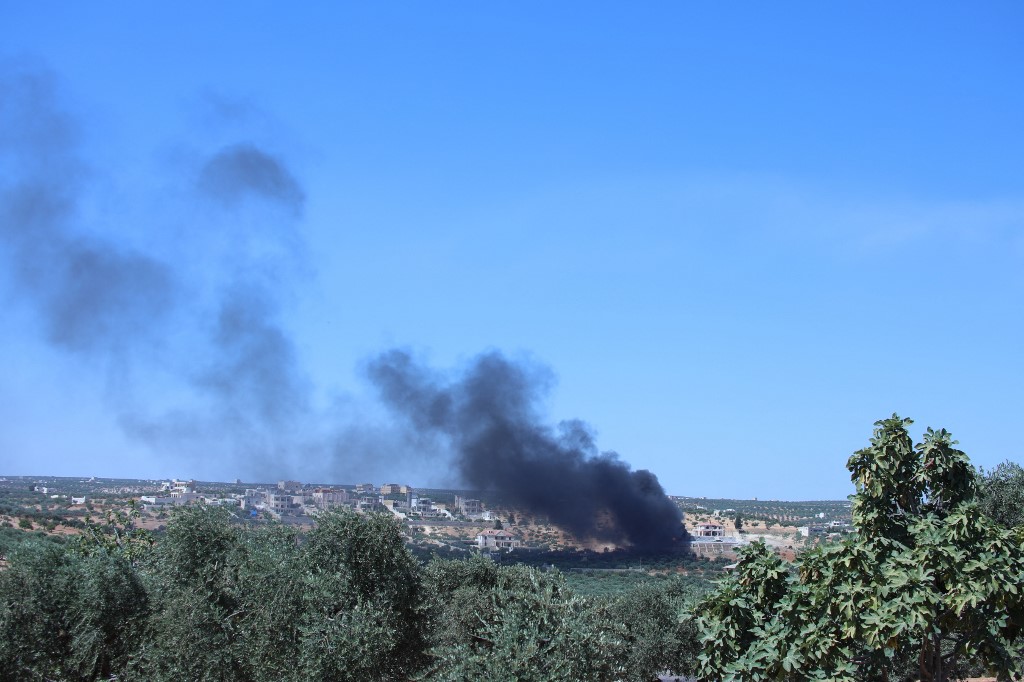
left=299, top=509, right=427, bottom=681
left=0, top=537, right=149, bottom=681
left=420, top=556, right=621, bottom=681
left=978, top=460, right=1024, bottom=529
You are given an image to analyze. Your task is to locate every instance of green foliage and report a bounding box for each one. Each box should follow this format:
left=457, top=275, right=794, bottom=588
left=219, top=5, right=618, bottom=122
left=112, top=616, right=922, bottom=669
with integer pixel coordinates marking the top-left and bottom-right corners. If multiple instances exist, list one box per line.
left=420, top=556, right=701, bottom=681
left=603, top=579, right=702, bottom=681
left=128, top=505, right=245, bottom=681
left=696, top=541, right=791, bottom=680
left=420, top=558, right=612, bottom=681
left=0, top=526, right=63, bottom=561
left=697, top=415, right=1024, bottom=682
left=978, top=460, right=1024, bottom=529
left=79, top=503, right=154, bottom=562
left=0, top=539, right=149, bottom=681
left=299, top=510, right=427, bottom=681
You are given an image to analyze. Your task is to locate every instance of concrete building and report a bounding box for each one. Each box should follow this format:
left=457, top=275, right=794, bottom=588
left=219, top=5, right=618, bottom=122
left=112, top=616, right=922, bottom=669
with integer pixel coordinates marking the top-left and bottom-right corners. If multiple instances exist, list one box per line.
left=692, top=522, right=726, bottom=538
left=312, top=488, right=348, bottom=509
left=169, top=490, right=203, bottom=505
left=476, top=529, right=519, bottom=551
left=356, top=495, right=382, bottom=512
left=240, top=489, right=267, bottom=510
left=165, top=479, right=196, bottom=493
left=454, top=495, right=483, bottom=516
left=268, top=492, right=298, bottom=515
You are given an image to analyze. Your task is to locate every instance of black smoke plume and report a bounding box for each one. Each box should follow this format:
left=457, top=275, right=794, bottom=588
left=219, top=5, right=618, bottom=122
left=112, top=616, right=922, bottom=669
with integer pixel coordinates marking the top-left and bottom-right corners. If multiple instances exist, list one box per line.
left=367, top=349, right=684, bottom=549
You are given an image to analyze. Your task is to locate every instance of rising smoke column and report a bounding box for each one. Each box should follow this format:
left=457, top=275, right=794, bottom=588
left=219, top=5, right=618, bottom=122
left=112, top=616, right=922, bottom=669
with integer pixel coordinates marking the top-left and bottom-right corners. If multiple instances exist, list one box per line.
left=367, top=349, right=684, bottom=549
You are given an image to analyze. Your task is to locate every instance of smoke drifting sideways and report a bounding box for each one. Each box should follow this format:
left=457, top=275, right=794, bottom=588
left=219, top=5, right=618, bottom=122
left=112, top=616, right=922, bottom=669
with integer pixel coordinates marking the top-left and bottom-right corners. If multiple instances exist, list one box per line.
left=0, top=63, right=315, bottom=479
left=367, top=349, right=685, bottom=549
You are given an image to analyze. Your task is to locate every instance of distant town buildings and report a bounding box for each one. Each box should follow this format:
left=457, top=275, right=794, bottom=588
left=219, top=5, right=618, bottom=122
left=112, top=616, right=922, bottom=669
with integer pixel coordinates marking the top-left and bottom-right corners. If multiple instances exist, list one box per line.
left=133, top=480, right=503, bottom=544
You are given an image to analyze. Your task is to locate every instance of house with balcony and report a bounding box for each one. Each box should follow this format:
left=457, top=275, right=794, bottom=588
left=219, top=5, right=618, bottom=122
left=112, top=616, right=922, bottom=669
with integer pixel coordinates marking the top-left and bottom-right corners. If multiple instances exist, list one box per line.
left=692, top=522, right=726, bottom=538
left=476, top=529, right=519, bottom=551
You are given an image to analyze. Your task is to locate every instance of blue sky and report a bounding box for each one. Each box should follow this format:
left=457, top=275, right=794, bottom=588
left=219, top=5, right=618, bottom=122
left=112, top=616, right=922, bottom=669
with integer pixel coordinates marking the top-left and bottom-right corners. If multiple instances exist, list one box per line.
left=1, top=3, right=1021, bottom=499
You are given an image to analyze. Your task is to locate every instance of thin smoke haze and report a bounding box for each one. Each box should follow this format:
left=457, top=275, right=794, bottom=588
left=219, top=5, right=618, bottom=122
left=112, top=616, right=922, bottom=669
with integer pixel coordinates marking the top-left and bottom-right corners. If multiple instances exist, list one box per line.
left=0, top=63, right=314, bottom=478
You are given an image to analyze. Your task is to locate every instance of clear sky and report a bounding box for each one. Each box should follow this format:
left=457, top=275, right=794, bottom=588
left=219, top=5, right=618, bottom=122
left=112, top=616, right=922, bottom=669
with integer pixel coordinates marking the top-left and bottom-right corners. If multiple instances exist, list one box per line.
left=1, top=3, right=1021, bottom=499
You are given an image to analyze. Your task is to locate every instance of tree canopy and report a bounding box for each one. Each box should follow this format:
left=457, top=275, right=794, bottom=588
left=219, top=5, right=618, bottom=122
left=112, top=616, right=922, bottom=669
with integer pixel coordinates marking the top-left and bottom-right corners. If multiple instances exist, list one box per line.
left=978, top=460, right=1024, bottom=530
left=697, top=415, right=1024, bottom=682
left=0, top=505, right=700, bottom=681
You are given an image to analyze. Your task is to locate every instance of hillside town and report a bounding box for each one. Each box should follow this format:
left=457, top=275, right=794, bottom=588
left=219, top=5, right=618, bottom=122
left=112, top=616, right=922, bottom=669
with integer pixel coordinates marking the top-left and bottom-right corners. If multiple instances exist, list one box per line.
left=3, top=474, right=866, bottom=565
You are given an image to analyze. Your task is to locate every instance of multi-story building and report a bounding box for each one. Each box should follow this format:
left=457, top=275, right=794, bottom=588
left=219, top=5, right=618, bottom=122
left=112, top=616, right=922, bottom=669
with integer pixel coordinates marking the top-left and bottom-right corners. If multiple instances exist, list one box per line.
left=476, top=529, right=519, bottom=551
left=454, top=496, right=483, bottom=516
left=692, top=522, right=725, bottom=538
left=268, top=492, right=297, bottom=515
left=312, top=488, right=349, bottom=509
left=354, top=495, right=382, bottom=512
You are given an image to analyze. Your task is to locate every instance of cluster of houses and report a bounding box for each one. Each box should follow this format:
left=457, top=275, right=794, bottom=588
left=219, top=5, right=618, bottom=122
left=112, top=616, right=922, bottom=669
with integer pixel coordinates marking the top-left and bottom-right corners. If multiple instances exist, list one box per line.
left=798, top=519, right=852, bottom=538
left=135, top=479, right=523, bottom=552
left=138, top=480, right=235, bottom=508
left=137, top=480, right=376, bottom=518
left=137, top=481, right=500, bottom=525
left=32, top=485, right=88, bottom=505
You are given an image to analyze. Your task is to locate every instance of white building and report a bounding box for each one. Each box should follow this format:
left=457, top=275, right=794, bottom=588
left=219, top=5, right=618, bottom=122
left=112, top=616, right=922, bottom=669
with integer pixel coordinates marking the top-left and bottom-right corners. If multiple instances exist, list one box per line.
left=692, top=522, right=725, bottom=538
left=312, top=488, right=348, bottom=510
left=476, top=529, right=519, bottom=551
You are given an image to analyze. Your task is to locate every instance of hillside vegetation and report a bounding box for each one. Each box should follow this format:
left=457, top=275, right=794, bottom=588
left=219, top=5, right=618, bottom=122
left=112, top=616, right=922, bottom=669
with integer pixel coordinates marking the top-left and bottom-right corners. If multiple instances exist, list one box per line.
left=1, top=415, right=1023, bottom=681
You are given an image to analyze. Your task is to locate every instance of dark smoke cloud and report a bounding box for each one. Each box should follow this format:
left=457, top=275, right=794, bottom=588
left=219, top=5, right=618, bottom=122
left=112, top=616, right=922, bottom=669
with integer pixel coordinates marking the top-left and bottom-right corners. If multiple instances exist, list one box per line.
left=367, top=349, right=684, bottom=549
left=0, top=67, right=178, bottom=357
left=0, top=63, right=313, bottom=479
left=198, top=143, right=305, bottom=216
